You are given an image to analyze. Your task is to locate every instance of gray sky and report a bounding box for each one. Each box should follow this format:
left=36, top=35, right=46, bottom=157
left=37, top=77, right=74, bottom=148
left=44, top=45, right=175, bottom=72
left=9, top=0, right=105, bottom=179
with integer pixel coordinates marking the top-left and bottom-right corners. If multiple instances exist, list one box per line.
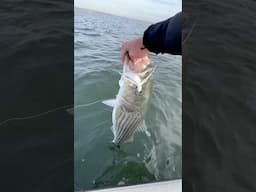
left=75, top=0, right=181, bottom=22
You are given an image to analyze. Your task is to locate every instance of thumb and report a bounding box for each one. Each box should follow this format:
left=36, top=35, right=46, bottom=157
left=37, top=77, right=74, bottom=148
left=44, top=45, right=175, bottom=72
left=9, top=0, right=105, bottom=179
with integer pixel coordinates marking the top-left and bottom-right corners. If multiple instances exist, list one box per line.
left=121, top=49, right=126, bottom=64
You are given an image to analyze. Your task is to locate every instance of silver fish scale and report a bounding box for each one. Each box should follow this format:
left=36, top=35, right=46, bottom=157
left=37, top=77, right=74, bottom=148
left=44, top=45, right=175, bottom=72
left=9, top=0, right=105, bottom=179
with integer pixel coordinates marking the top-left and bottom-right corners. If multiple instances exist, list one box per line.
left=113, top=106, right=143, bottom=144
left=110, top=55, right=153, bottom=145
left=111, top=76, right=152, bottom=145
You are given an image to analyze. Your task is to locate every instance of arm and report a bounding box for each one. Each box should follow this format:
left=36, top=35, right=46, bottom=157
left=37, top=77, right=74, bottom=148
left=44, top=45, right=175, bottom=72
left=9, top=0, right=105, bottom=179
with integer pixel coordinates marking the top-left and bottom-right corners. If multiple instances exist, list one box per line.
left=121, top=12, right=182, bottom=68
left=143, top=12, right=181, bottom=55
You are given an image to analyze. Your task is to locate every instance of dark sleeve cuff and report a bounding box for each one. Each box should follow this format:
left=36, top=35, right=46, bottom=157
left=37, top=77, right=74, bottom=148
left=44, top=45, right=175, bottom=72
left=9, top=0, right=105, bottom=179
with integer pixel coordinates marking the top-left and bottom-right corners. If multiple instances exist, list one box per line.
left=142, top=12, right=182, bottom=55
left=143, top=19, right=170, bottom=54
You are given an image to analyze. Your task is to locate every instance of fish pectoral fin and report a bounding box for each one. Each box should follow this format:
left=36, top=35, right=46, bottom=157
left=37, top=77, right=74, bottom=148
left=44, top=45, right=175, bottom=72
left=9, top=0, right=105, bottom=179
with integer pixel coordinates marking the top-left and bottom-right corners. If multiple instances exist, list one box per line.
left=136, top=120, right=151, bottom=137
left=102, top=99, right=116, bottom=108
left=136, top=120, right=147, bottom=133
left=124, top=135, right=134, bottom=143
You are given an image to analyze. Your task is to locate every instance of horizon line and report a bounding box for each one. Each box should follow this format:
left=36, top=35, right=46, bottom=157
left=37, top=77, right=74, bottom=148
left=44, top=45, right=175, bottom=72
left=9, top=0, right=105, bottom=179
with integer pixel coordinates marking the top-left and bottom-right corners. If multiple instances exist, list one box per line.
left=75, top=6, right=161, bottom=23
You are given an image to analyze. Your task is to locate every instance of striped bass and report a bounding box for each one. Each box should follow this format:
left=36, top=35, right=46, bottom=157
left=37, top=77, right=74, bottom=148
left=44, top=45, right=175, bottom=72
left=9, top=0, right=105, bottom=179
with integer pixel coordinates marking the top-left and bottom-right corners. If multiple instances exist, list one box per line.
left=103, top=54, right=154, bottom=145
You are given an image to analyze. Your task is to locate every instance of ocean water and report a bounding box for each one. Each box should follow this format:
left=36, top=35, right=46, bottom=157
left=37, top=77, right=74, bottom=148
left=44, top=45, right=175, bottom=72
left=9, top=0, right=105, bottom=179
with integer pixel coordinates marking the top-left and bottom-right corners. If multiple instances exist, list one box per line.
left=182, top=0, right=256, bottom=191
left=74, top=8, right=182, bottom=191
left=0, top=1, right=73, bottom=191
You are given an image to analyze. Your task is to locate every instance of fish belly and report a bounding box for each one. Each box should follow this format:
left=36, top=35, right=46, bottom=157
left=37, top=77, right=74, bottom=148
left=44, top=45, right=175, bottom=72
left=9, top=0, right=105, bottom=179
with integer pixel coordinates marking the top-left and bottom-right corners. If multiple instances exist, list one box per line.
left=111, top=87, right=146, bottom=145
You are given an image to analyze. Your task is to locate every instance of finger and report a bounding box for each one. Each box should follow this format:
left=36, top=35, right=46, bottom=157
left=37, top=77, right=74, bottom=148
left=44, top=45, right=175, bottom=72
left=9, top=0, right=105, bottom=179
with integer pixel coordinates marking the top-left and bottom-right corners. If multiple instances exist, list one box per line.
left=120, top=43, right=125, bottom=63
left=129, top=55, right=135, bottom=64
left=121, top=49, right=126, bottom=64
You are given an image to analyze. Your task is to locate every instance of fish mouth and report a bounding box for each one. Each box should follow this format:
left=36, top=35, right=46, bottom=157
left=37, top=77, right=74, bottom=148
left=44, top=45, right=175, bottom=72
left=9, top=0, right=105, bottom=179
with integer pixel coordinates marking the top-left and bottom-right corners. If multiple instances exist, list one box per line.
left=110, top=140, right=120, bottom=149
left=112, top=139, right=120, bottom=146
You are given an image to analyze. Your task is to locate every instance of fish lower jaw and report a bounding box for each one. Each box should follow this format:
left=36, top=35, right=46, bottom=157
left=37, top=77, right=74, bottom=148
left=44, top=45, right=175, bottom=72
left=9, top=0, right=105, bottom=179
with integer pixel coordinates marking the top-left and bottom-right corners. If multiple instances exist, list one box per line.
left=111, top=139, right=121, bottom=148
left=112, top=138, right=119, bottom=145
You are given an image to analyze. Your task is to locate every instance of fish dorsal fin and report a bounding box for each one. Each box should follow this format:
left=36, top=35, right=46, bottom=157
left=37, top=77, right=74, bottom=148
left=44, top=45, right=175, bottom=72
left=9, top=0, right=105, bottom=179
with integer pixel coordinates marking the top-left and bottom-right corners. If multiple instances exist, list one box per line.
left=102, top=99, right=116, bottom=108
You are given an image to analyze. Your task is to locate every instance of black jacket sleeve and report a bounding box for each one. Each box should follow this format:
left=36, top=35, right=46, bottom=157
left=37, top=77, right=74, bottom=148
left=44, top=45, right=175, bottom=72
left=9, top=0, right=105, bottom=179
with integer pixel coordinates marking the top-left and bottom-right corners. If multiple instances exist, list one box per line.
left=143, top=12, right=181, bottom=55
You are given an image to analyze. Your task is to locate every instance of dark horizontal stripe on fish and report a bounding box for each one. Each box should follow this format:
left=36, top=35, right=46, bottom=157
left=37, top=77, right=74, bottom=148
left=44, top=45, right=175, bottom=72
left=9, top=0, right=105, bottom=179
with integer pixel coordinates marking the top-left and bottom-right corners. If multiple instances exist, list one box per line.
left=121, top=113, right=140, bottom=143
left=127, top=115, right=142, bottom=140
left=116, top=112, right=130, bottom=143
left=120, top=113, right=138, bottom=143
left=115, top=112, right=127, bottom=143
left=116, top=112, right=132, bottom=143
left=114, top=113, right=124, bottom=141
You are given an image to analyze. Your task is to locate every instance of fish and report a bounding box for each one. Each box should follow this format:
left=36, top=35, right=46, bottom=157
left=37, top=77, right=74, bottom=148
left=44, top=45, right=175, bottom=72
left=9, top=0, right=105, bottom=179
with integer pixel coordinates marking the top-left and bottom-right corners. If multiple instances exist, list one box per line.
left=103, top=54, right=154, bottom=145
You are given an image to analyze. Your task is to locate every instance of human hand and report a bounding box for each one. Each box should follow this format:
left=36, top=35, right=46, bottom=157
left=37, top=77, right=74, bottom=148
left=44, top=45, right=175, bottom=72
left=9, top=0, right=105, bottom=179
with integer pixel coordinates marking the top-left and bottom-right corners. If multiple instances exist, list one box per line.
left=121, top=37, right=149, bottom=65
left=127, top=56, right=151, bottom=73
